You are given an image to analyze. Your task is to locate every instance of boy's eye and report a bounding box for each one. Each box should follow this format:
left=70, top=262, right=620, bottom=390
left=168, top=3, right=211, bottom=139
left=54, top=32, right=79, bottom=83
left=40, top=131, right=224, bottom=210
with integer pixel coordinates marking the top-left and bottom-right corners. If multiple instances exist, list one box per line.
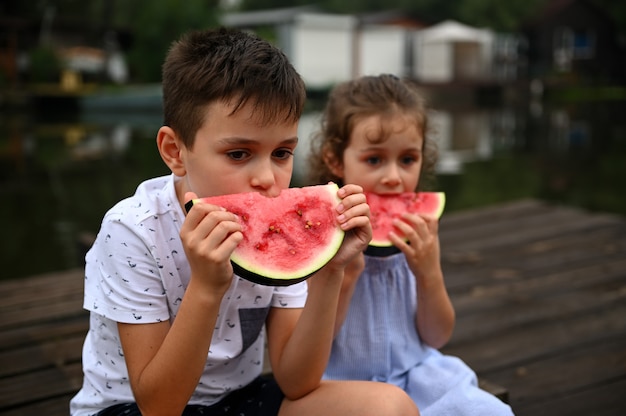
left=273, top=148, right=294, bottom=160
left=227, top=150, right=249, bottom=161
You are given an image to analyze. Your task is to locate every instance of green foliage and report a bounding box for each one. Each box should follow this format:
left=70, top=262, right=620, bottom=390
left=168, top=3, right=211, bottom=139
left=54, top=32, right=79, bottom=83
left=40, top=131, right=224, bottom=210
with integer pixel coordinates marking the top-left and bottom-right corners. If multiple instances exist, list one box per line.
left=113, top=0, right=221, bottom=83
left=456, top=0, right=544, bottom=31
left=437, top=155, right=541, bottom=212
left=28, top=47, right=62, bottom=83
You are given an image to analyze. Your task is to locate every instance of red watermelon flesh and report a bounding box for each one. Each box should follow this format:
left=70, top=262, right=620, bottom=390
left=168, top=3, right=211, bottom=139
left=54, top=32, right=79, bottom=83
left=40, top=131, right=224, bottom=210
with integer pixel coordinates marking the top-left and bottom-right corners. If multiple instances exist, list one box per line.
left=185, top=184, right=345, bottom=286
left=366, top=192, right=445, bottom=257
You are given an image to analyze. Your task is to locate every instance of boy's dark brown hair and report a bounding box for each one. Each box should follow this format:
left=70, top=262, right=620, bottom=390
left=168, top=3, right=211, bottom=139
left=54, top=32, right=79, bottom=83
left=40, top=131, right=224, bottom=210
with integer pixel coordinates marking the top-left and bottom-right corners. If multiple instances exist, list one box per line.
left=308, top=74, right=438, bottom=191
left=162, top=27, right=306, bottom=148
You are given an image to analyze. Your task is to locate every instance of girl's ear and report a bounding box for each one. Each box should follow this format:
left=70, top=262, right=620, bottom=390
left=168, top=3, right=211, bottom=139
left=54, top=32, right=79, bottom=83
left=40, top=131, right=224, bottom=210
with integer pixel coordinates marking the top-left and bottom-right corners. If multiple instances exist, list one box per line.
left=157, top=126, right=186, bottom=177
left=323, top=146, right=344, bottom=179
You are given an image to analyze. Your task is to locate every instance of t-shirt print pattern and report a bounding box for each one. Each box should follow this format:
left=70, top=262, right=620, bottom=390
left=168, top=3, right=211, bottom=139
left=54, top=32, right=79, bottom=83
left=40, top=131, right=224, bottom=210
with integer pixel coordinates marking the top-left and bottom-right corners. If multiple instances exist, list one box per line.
left=70, top=175, right=307, bottom=415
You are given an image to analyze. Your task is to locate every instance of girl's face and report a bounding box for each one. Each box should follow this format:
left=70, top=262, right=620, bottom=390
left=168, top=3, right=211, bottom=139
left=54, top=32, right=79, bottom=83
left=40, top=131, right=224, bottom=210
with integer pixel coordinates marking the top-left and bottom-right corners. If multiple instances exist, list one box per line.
left=334, top=112, right=423, bottom=194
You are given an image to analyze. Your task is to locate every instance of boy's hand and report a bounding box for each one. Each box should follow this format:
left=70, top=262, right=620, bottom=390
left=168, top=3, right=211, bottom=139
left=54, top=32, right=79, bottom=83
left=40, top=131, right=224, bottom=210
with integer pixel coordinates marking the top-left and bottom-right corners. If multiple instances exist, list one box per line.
left=180, top=191, right=242, bottom=293
left=389, top=213, right=441, bottom=278
left=328, top=184, right=372, bottom=270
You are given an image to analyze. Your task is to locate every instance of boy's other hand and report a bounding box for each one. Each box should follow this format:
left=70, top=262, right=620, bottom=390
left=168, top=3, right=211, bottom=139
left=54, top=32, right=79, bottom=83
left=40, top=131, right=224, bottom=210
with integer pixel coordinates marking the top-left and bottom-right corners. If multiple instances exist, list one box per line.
left=180, top=191, right=242, bottom=293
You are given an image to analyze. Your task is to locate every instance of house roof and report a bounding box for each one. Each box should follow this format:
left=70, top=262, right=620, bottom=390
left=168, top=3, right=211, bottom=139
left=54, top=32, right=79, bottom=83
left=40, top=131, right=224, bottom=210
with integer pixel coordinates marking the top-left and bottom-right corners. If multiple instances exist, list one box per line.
left=418, top=20, right=493, bottom=43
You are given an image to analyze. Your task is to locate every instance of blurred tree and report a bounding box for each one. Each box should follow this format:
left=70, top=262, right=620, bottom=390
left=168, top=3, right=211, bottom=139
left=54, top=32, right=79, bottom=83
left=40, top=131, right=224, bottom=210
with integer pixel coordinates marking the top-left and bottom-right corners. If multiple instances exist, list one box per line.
left=28, top=46, right=62, bottom=82
left=591, top=0, right=626, bottom=37
left=109, top=0, right=221, bottom=83
left=2, top=0, right=623, bottom=83
left=0, top=0, right=221, bottom=83
left=456, top=0, right=544, bottom=31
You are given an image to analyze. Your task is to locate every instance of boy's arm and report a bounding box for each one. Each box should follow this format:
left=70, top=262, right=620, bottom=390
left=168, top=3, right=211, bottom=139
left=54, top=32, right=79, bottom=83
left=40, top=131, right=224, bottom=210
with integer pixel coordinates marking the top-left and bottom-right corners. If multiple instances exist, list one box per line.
left=119, top=200, right=241, bottom=415
left=333, top=254, right=364, bottom=335
left=266, top=184, right=371, bottom=400
left=118, top=280, right=221, bottom=414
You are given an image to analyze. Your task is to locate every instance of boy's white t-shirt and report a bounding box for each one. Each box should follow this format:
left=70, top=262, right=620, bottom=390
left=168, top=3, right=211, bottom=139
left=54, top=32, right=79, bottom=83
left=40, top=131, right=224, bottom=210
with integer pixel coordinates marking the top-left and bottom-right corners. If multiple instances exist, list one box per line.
left=70, top=174, right=307, bottom=415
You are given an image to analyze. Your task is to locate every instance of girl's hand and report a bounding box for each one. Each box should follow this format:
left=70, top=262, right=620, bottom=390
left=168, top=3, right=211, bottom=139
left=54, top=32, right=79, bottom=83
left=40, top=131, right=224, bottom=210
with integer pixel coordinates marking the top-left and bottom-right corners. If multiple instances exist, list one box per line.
left=328, top=184, right=372, bottom=270
left=389, top=213, right=441, bottom=279
left=180, top=191, right=242, bottom=294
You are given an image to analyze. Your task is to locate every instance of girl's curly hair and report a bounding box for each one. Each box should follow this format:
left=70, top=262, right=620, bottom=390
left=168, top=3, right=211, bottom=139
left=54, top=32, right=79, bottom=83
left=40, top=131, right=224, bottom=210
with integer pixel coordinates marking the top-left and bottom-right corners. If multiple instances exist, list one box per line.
left=307, top=74, right=438, bottom=191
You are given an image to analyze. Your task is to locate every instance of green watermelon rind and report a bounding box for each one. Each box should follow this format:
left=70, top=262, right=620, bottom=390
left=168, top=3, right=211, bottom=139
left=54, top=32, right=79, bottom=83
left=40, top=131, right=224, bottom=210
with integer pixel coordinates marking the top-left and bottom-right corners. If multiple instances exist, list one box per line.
left=186, top=184, right=345, bottom=286
left=366, top=192, right=445, bottom=257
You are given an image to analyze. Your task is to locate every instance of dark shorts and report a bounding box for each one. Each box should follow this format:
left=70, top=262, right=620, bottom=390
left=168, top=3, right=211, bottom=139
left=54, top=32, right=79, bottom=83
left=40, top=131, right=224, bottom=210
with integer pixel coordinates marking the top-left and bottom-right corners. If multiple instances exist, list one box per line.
left=95, top=375, right=284, bottom=416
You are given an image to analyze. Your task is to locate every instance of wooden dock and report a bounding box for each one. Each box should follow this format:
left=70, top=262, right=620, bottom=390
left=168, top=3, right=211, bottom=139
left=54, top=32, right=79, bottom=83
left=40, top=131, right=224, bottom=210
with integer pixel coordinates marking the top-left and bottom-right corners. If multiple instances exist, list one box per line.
left=1, top=199, right=625, bottom=415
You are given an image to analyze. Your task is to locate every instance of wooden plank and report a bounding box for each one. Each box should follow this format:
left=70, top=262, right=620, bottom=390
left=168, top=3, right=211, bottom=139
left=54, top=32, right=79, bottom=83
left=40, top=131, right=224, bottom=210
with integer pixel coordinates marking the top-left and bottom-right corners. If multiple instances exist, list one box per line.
left=443, top=222, right=625, bottom=271
left=509, top=378, right=626, bottom=416
left=485, top=336, right=626, bottom=415
left=0, top=270, right=84, bottom=315
left=0, top=362, right=83, bottom=410
left=440, top=199, right=548, bottom=228
left=0, top=269, right=83, bottom=296
left=0, top=335, right=84, bottom=378
left=443, top=298, right=626, bottom=373
left=443, top=225, right=625, bottom=292
left=440, top=209, right=620, bottom=252
left=0, top=314, right=88, bottom=350
left=0, top=296, right=84, bottom=330
left=450, top=276, right=626, bottom=343
left=0, top=393, right=75, bottom=416
left=447, top=257, right=626, bottom=318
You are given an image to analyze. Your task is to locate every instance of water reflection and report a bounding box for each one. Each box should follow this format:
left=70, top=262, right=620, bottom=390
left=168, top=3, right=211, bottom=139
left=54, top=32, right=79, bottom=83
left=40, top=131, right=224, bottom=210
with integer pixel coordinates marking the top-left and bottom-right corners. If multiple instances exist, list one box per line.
left=1, top=97, right=624, bottom=280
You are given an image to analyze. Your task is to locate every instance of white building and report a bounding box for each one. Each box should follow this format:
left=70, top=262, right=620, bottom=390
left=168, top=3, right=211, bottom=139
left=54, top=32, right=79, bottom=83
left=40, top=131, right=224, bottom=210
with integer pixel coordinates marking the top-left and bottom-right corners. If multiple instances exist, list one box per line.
left=413, top=20, right=494, bottom=83
left=222, top=8, right=501, bottom=88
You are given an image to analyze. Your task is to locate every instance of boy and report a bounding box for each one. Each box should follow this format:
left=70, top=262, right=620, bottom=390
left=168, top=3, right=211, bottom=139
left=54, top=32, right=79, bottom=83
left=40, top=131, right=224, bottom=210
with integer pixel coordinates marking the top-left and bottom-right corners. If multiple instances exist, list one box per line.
left=70, top=28, right=419, bottom=416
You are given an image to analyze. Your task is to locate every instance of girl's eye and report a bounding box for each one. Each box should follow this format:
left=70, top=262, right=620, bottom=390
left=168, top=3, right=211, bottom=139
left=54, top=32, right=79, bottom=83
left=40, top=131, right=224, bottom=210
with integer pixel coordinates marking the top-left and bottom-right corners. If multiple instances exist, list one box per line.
left=227, top=150, right=249, bottom=161
left=401, top=155, right=418, bottom=165
left=273, top=148, right=294, bottom=160
left=365, top=156, right=381, bottom=166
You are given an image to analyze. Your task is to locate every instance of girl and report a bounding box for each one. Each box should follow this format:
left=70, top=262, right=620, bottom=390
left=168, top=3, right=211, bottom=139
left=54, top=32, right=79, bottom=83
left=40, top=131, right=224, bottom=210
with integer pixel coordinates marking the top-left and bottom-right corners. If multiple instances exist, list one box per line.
left=308, top=74, right=514, bottom=416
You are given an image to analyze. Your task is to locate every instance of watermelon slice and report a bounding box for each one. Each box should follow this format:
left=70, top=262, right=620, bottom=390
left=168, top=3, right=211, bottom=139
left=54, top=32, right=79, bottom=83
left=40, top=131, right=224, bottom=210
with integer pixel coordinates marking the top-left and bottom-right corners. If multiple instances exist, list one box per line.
left=185, top=184, right=345, bottom=286
left=365, top=192, right=445, bottom=257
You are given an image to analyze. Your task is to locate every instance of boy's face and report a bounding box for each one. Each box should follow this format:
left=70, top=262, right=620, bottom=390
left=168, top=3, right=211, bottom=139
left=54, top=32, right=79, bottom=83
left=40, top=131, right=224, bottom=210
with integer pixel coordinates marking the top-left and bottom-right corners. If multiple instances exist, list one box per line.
left=174, top=99, right=298, bottom=201
left=336, top=112, right=422, bottom=194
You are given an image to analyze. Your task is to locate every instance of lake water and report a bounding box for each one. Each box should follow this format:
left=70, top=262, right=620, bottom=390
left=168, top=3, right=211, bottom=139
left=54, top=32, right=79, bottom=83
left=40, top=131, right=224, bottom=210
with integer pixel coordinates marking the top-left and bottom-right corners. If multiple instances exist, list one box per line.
left=1, top=89, right=625, bottom=280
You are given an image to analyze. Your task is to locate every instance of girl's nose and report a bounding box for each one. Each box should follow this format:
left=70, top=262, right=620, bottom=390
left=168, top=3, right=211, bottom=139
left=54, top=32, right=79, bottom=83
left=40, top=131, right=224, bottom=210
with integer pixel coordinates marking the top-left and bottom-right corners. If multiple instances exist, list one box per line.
left=381, top=163, right=402, bottom=187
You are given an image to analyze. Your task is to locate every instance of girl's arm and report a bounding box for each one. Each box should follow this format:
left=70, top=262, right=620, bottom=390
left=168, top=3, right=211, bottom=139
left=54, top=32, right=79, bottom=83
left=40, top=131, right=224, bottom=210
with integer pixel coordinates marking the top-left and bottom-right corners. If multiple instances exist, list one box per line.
left=266, top=184, right=371, bottom=400
left=119, top=198, right=241, bottom=415
left=390, top=213, right=455, bottom=349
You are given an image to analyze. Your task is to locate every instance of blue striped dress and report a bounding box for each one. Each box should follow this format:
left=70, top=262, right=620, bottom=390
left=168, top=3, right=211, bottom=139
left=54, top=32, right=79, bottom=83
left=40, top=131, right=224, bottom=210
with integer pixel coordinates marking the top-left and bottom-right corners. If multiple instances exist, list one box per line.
left=324, top=254, right=514, bottom=415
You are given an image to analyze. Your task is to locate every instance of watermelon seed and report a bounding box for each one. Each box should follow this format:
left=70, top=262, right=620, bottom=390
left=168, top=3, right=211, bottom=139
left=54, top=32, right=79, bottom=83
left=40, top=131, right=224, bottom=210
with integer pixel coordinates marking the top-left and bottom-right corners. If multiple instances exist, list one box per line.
left=296, top=209, right=303, bottom=216
left=305, top=220, right=313, bottom=229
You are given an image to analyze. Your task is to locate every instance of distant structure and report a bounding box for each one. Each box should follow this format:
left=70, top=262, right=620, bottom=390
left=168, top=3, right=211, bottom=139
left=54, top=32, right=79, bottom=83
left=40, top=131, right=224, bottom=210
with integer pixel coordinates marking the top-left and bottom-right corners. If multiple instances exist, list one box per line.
left=520, top=0, right=626, bottom=84
left=222, top=6, right=525, bottom=90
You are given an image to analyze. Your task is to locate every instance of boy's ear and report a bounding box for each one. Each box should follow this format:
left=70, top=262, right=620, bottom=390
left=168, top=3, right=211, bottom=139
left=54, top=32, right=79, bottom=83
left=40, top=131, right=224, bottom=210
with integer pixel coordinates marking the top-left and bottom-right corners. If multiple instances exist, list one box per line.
left=157, top=126, right=186, bottom=177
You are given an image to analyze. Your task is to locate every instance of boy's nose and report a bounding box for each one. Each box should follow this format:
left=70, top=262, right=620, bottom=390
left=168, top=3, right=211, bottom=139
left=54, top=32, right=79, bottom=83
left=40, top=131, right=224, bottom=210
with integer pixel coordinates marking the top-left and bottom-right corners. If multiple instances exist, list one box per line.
left=250, top=165, right=277, bottom=193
